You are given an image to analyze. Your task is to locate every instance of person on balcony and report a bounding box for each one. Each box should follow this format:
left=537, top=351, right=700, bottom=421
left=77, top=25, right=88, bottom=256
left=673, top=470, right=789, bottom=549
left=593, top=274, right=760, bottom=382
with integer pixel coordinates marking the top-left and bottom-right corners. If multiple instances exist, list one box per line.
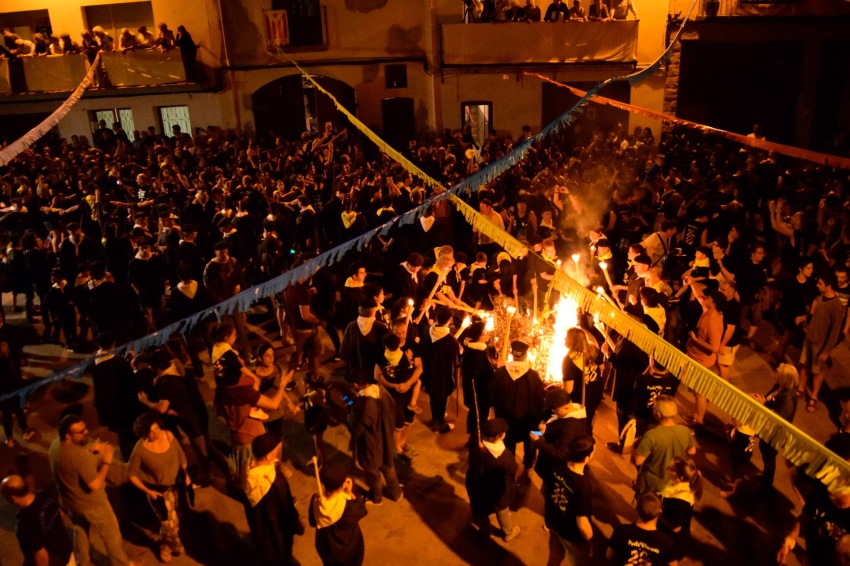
left=523, top=0, right=542, bottom=21
left=119, top=28, right=140, bottom=52
left=588, top=0, right=611, bottom=20
left=612, top=0, right=639, bottom=19
left=176, top=26, right=197, bottom=80
left=568, top=0, right=588, bottom=21
left=544, top=0, right=569, bottom=21
left=58, top=33, right=79, bottom=54
left=48, top=35, right=65, bottom=55
left=155, top=23, right=176, bottom=51
left=32, top=34, right=50, bottom=56
left=92, top=26, right=114, bottom=52
left=12, top=38, right=35, bottom=57
left=137, top=26, right=155, bottom=48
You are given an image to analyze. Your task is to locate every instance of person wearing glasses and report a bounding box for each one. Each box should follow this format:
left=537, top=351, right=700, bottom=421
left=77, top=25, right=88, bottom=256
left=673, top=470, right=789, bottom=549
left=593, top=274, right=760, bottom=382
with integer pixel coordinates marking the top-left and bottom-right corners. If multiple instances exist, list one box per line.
left=49, top=414, right=134, bottom=566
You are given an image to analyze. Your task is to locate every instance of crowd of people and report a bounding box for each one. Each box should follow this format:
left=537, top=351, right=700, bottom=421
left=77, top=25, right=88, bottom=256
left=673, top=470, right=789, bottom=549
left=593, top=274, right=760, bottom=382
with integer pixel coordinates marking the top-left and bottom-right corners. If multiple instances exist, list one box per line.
left=462, top=0, right=637, bottom=24
left=1, top=109, right=850, bottom=566
left=1, top=22, right=198, bottom=88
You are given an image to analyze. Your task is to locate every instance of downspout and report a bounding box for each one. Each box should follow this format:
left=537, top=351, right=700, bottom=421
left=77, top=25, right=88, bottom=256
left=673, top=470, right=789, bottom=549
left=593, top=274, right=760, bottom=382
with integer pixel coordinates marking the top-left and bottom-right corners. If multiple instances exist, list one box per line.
left=216, top=0, right=242, bottom=132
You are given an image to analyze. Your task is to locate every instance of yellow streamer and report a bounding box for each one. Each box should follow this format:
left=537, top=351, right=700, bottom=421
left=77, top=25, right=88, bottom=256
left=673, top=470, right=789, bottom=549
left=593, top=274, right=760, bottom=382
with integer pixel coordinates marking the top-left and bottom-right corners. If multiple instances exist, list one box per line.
left=283, top=54, right=850, bottom=491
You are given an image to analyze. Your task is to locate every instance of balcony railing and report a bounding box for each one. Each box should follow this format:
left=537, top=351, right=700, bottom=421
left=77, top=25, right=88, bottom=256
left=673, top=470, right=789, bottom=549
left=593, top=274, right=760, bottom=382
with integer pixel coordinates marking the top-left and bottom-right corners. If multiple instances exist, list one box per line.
left=670, top=0, right=803, bottom=18
left=0, top=50, right=187, bottom=95
left=441, top=21, right=639, bottom=66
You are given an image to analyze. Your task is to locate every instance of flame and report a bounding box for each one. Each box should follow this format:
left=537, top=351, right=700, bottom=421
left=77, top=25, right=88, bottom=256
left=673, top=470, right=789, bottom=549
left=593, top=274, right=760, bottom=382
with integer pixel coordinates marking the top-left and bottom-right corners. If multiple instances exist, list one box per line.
left=545, top=296, right=579, bottom=383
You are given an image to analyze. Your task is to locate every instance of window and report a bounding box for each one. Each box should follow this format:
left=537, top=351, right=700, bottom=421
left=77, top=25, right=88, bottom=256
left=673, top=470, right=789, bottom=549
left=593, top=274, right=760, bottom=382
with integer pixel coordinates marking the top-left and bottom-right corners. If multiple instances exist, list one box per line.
left=159, top=106, right=192, bottom=136
left=271, top=0, right=325, bottom=48
left=461, top=101, right=493, bottom=149
left=385, top=65, right=408, bottom=89
left=83, top=2, right=154, bottom=42
left=0, top=10, right=51, bottom=40
left=88, top=108, right=135, bottom=134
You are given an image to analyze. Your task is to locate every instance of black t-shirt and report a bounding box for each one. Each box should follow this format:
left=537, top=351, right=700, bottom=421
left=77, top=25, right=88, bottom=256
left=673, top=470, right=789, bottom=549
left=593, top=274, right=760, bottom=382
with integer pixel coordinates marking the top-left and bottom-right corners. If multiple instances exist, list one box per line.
left=16, top=490, right=73, bottom=566
left=718, top=298, right=743, bottom=347
left=283, top=282, right=313, bottom=330
left=608, top=523, right=675, bottom=566
left=377, top=351, right=413, bottom=385
left=803, top=483, right=850, bottom=565
left=544, top=465, right=593, bottom=543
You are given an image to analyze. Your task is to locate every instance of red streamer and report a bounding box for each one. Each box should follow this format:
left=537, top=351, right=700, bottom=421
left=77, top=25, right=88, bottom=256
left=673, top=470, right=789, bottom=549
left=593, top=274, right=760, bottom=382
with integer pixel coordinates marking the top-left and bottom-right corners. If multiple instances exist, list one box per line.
left=526, top=72, right=850, bottom=171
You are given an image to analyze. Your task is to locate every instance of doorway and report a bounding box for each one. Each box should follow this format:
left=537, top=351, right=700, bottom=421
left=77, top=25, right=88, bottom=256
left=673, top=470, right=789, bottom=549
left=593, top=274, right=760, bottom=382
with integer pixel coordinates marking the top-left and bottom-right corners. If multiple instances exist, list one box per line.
left=461, top=101, right=492, bottom=148
left=381, top=97, right=416, bottom=150
left=251, top=74, right=357, bottom=141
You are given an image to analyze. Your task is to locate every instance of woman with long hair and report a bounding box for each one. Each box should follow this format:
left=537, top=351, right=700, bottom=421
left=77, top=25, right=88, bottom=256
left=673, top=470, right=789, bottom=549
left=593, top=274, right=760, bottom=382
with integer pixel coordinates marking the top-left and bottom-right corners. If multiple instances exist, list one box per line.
left=659, top=456, right=703, bottom=563
left=563, top=327, right=605, bottom=435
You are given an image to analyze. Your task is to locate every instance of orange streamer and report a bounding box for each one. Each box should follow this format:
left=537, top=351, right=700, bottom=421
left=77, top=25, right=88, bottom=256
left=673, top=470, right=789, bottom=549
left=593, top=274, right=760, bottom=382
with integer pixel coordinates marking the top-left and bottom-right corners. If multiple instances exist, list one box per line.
left=525, top=72, right=850, bottom=171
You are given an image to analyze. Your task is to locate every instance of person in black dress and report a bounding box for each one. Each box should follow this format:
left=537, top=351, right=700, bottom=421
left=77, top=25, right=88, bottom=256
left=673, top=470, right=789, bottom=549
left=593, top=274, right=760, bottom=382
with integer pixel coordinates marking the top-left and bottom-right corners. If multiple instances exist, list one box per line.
left=461, top=321, right=495, bottom=435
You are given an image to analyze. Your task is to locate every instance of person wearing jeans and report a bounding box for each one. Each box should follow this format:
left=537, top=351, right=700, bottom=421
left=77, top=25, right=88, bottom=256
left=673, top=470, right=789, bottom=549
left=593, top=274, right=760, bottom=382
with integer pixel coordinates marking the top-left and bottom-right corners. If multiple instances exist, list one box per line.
left=49, top=415, right=132, bottom=566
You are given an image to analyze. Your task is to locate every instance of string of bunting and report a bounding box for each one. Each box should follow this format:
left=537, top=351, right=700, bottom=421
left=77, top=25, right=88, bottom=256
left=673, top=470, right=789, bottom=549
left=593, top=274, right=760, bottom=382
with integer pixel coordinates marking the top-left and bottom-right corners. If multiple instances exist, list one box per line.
left=0, top=0, right=696, bottom=412
left=460, top=201, right=850, bottom=491
left=525, top=72, right=850, bottom=170
left=0, top=53, right=102, bottom=168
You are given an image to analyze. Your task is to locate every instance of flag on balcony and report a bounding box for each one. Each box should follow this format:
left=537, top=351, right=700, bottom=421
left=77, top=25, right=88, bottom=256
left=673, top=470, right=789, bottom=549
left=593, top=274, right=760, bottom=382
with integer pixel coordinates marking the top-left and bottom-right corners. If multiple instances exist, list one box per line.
left=264, top=10, right=290, bottom=47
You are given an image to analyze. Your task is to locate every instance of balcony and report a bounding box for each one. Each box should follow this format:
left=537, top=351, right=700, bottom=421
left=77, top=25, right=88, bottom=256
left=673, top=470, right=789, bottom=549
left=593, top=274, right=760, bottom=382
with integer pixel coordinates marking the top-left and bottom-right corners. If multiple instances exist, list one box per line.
left=0, top=50, right=188, bottom=97
left=440, top=21, right=638, bottom=67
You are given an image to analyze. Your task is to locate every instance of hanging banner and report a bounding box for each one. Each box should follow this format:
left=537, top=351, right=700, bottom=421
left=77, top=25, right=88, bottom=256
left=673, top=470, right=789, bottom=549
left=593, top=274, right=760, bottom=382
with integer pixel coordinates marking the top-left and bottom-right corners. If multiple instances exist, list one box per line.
left=264, top=10, right=290, bottom=48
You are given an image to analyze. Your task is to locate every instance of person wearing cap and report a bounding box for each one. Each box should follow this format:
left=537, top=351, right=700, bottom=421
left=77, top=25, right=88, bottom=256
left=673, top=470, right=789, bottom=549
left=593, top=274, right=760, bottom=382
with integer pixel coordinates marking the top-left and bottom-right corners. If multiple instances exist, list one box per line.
left=242, top=433, right=304, bottom=565
left=682, top=274, right=724, bottom=427
left=421, top=307, right=462, bottom=434
left=490, top=340, right=546, bottom=470
left=466, top=417, right=521, bottom=542
left=347, top=368, right=403, bottom=504
left=309, top=464, right=368, bottom=566
left=126, top=411, right=190, bottom=562
left=532, top=388, right=587, bottom=487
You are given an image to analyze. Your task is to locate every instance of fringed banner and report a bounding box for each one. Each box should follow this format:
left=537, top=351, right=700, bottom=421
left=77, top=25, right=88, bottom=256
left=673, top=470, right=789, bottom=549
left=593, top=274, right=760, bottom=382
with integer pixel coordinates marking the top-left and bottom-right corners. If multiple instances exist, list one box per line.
left=0, top=53, right=102, bottom=167
left=526, top=72, right=850, bottom=171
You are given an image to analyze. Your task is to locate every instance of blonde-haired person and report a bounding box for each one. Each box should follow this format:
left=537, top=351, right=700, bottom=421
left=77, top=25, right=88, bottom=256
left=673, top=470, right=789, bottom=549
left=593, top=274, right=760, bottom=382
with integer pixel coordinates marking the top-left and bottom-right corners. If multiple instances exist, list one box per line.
left=750, top=363, right=799, bottom=492
left=659, top=457, right=703, bottom=564
left=563, top=327, right=605, bottom=435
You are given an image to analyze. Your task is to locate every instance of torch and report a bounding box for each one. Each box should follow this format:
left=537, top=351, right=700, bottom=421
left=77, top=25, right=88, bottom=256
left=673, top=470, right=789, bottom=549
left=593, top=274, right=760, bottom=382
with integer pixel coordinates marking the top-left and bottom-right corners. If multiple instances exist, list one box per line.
left=501, top=305, right=516, bottom=361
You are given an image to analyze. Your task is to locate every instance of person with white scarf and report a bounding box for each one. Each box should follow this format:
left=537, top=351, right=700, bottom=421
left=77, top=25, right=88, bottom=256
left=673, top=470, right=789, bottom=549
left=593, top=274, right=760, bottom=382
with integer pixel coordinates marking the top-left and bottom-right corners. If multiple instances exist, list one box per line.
left=465, top=418, right=521, bottom=542
left=490, top=340, right=546, bottom=471
left=420, top=307, right=462, bottom=434
left=242, top=433, right=304, bottom=565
